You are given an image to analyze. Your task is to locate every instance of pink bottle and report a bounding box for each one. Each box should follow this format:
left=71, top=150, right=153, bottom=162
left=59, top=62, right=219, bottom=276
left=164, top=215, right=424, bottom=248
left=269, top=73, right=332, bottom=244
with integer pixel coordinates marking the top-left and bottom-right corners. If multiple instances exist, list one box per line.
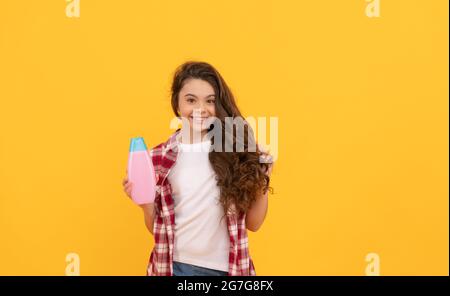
left=127, top=137, right=157, bottom=205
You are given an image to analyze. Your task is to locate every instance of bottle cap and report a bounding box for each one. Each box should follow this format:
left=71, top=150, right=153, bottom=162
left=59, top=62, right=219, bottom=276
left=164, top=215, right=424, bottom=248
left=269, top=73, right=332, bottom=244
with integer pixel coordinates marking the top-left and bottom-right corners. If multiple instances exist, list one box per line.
left=129, top=137, right=148, bottom=152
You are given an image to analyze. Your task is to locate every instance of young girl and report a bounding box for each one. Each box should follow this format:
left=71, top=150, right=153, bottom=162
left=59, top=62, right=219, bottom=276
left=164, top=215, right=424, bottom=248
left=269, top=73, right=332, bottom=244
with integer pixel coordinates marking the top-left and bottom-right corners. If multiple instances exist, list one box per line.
left=122, top=61, right=273, bottom=276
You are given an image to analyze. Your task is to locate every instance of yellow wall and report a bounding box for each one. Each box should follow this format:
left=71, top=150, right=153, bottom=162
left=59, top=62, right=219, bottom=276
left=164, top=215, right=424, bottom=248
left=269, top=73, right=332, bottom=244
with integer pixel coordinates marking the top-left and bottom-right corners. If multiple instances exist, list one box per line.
left=0, top=0, right=448, bottom=275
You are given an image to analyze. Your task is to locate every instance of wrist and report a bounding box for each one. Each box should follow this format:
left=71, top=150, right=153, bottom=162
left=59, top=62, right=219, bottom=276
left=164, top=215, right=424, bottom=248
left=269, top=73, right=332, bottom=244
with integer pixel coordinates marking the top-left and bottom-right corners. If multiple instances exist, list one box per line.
left=140, top=202, right=154, bottom=212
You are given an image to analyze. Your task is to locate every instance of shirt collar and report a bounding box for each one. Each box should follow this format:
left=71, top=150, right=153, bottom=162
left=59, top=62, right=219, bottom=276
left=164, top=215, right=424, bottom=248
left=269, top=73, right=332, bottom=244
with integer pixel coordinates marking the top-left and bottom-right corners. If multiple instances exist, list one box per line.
left=163, top=128, right=182, bottom=154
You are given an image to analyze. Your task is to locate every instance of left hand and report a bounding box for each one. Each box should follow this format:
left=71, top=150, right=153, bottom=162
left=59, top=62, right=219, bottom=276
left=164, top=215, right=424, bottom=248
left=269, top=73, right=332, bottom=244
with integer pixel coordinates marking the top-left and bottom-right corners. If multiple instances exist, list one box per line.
left=266, top=161, right=274, bottom=177
left=258, top=144, right=274, bottom=177
left=259, top=154, right=274, bottom=177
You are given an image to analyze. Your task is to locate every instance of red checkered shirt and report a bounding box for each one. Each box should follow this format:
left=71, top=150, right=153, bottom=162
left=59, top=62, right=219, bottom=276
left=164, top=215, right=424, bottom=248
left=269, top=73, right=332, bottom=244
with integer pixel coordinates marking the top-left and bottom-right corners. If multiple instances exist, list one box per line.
left=146, top=129, right=257, bottom=276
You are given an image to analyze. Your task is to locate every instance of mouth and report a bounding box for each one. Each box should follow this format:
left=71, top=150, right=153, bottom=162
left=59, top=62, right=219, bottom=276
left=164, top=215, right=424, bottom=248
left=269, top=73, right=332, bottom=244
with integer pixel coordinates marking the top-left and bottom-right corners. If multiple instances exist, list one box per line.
left=190, top=116, right=209, bottom=123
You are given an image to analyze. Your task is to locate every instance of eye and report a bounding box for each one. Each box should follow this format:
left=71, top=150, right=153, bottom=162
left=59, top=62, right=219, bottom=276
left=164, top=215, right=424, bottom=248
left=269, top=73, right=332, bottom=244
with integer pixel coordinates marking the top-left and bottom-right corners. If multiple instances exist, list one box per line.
left=207, top=99, right=215, bottom=104
left=186, top=98, right=195, bottom=103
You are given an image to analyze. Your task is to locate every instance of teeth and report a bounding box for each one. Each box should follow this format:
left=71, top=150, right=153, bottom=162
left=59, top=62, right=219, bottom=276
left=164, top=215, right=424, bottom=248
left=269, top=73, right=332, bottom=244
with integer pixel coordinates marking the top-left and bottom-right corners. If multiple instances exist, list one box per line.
left=191, top=117, right=208, bottom=121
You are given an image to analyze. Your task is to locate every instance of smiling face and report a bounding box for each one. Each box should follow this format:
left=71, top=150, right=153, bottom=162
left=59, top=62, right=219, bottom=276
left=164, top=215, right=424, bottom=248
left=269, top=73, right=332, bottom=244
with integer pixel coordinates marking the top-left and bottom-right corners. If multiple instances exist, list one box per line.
left=177, top=78, right=217, bottom=141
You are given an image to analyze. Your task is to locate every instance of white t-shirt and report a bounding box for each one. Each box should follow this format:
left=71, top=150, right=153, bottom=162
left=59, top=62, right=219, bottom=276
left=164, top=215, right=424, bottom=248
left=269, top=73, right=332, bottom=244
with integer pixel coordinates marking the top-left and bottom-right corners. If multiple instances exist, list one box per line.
left=168, top=139, right=230, bottom=272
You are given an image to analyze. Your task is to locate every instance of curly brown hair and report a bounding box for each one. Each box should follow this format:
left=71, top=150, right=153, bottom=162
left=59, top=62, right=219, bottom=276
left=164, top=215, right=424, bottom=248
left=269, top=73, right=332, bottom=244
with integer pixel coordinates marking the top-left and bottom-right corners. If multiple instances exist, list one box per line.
left=170, top=61, right=273, bottom=218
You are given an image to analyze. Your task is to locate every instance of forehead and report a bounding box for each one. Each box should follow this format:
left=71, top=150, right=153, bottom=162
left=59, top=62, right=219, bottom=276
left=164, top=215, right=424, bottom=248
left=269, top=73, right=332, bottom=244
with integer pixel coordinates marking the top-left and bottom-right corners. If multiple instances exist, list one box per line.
left=180, top=79, right=215, bottom=96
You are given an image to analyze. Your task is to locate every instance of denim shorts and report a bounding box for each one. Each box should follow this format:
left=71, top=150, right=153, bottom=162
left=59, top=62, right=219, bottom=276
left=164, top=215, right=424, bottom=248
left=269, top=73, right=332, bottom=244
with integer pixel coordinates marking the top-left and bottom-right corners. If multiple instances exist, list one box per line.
left=173, top=261, right=228, bottom=276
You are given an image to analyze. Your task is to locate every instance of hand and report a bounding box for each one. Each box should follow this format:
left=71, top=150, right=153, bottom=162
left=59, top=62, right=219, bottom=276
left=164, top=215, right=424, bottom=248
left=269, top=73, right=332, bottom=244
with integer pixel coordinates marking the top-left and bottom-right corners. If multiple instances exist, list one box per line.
left=266, top=161, right=274, bottom=177
left=259, top=153, right=274, bottom=177
left=122, top=175, right=133, bottom=199
left=122, top=173, right=156, bottom=209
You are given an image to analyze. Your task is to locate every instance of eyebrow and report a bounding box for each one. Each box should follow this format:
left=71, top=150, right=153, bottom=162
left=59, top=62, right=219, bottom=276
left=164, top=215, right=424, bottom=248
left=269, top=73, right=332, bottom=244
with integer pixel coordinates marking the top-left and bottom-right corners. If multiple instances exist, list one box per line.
left=185, top=93, right=216, bottom=99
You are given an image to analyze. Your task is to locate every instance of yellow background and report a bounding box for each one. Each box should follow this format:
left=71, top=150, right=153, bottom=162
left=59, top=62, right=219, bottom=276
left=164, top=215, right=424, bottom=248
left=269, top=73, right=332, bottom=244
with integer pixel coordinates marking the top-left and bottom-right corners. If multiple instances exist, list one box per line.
left=0, top=0, right=448, bottom=275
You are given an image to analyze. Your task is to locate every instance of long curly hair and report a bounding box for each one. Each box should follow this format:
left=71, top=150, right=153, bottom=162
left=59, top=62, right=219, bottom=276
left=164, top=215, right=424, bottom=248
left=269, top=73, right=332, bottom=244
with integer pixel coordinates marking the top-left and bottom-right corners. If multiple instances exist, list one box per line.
left=170, top=61, right=273, bottom=218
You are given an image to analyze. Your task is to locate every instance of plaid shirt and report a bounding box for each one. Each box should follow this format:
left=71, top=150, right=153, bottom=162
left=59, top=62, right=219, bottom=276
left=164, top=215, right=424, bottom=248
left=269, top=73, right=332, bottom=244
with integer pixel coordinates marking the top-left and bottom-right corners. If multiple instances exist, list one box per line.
left=146, top=129, right=256, bottom=276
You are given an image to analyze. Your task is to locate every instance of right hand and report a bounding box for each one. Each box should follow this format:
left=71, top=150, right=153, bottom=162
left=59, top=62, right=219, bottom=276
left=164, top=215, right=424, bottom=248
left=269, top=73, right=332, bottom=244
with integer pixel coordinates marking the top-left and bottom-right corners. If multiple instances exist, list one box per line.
left=122, top=175, right=133, bottom=200
left=122, top=174, right=156, bottom=209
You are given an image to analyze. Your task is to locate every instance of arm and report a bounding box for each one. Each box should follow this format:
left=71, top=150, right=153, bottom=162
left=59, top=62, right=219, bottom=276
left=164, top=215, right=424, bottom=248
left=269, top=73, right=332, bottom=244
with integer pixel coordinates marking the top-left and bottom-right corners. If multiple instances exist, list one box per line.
left=245, top=189, right=269, bottom=232
left=141, top=203, right=156, bottom=235
left=246, top=160, right=274, bottom=232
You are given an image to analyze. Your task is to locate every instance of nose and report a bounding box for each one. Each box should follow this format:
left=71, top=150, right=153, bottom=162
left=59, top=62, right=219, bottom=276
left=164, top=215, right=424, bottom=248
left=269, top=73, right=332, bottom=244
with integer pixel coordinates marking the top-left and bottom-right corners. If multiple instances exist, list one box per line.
left=200, top=101, right=208, bottom=112
left=193, top=107, right=208, bottom=117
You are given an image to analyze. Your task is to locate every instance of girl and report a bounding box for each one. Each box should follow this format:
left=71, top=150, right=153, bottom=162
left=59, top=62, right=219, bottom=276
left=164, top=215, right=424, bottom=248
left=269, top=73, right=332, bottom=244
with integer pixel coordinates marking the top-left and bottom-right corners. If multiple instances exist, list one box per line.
left=122, top=61, right=273, bottom=276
